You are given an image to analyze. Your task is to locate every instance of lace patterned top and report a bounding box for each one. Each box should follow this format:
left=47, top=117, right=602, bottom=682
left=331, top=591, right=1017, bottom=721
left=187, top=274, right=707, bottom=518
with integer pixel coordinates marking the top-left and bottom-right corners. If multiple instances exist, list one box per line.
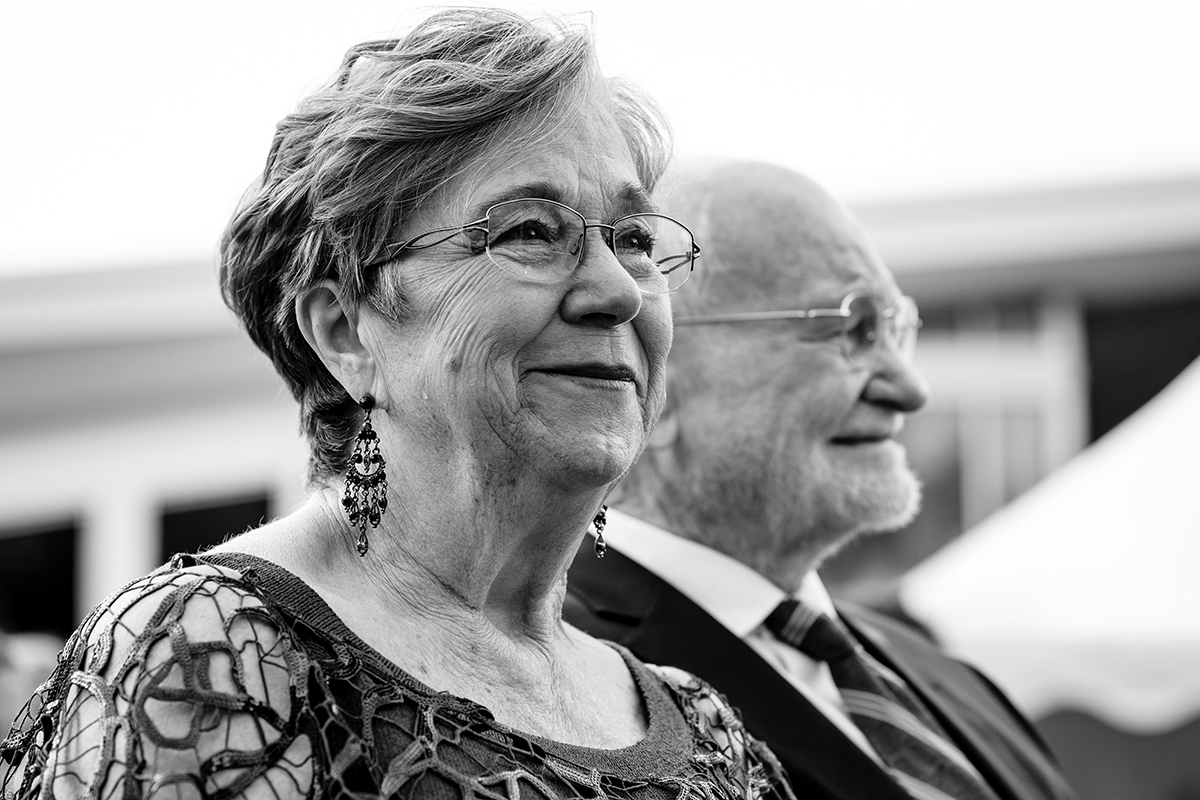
left=2, top=552, right=795, bottom=800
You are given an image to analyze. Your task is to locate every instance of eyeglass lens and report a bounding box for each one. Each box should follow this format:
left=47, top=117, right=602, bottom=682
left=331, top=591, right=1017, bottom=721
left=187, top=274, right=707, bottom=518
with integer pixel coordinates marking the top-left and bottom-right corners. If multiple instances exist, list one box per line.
left=842, top=294, right=919, bottom=365
left=483, top=199, right=694, bottom=293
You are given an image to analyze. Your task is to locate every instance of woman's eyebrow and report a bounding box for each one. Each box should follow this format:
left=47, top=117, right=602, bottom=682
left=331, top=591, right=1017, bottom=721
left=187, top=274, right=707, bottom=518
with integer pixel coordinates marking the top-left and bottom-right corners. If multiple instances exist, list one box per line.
left=614, top=184, right=657, bottom=216
left=467, top=182, right=565, bottom=219
left=466, top=182, right=655, bottom=221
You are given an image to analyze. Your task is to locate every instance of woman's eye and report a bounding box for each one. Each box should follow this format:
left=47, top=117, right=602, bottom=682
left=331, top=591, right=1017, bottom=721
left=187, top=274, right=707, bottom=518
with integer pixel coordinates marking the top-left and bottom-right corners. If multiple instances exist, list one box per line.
left=493, top=219, right=559, bottom=246
left=615, top=227, right=656, bottom=256
left=464, top=229, right=489, bottom=255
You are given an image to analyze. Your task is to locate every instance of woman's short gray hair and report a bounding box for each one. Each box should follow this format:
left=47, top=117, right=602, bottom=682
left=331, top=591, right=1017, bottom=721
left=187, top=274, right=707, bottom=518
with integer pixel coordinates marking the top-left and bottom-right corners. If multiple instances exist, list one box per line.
left=219, top=8, right=672, bottom=485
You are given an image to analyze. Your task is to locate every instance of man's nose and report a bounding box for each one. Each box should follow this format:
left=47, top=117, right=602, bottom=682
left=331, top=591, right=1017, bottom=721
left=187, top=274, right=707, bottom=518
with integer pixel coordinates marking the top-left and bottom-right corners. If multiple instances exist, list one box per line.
left=863, top=343, right=931, bottom=413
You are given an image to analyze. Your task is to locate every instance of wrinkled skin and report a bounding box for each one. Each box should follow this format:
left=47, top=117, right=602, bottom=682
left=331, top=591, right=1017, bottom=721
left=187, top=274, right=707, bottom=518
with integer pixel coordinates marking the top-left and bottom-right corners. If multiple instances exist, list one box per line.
left=362, top=106, right=672, bottom=507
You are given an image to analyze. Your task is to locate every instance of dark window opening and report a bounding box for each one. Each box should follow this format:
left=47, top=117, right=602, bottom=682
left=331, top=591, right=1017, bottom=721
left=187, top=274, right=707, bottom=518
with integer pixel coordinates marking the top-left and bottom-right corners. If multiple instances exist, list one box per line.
left=0, top=520, right=79, bottom=639
left=1087, top=295, right=1200, bottom=441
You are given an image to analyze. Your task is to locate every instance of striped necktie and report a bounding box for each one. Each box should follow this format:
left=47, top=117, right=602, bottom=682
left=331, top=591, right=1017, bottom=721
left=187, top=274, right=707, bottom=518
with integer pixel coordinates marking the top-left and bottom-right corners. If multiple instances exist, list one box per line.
left=765, top=599, right=1001, bottom=800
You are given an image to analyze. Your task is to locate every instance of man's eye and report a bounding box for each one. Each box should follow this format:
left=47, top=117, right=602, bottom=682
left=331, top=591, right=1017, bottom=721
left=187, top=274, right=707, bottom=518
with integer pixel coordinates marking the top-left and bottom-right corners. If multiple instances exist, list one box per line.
left=790, top=317, right=844, bottom=342
left=845, top=314, right=877, bottom=346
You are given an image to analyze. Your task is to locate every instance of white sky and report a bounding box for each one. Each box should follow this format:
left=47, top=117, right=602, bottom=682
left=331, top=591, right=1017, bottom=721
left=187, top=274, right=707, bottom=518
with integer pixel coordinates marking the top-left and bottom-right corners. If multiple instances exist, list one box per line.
left=2, top=0, right=1198, bottom=275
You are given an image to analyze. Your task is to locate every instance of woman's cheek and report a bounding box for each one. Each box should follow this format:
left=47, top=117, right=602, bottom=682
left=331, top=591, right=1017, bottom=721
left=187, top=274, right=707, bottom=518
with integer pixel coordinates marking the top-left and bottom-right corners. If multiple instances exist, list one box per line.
left=641, top=300, right=674, bottom=377
left=642, top=379, right=667, bottom=432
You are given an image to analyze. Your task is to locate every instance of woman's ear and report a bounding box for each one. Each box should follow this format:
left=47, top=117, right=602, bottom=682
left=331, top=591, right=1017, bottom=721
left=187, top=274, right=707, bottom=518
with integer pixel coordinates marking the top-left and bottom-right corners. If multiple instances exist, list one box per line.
left=296, top=280, right=374, bottom=391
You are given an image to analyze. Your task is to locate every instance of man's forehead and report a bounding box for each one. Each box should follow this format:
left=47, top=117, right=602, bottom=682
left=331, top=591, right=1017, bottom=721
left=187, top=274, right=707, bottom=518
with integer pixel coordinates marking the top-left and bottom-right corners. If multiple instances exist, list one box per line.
left=676, top=163, right=895, bottom=306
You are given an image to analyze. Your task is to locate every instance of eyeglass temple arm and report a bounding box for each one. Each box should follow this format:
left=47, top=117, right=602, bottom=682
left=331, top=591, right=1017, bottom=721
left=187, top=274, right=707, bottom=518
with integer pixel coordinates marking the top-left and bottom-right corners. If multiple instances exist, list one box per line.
left=656, top=244, right=702, bottom=274
left=363, top=221, right=489, bottom=271
left=389, top=221, right=489, bottom=254
left=674, top=306, right=847, bottom=325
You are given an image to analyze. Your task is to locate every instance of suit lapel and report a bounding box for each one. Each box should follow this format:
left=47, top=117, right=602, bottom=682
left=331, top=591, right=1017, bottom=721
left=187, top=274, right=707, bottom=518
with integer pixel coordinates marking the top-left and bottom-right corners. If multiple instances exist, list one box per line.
left=841, top=607, right=1074, bottom=800
left=580, top=548, right=912, bottom=800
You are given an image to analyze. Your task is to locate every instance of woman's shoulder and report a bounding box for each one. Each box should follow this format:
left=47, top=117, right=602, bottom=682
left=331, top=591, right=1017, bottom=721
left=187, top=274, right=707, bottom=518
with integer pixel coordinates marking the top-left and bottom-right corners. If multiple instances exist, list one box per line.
left=63, top=555, right=288, bottom=686
left=641, top=661, right=745, bottom=741
left=96, top=553, right=267, bottom=621
left=1, top=556, right=315, bottom=800
left=640, top=661, right=797, bottom=800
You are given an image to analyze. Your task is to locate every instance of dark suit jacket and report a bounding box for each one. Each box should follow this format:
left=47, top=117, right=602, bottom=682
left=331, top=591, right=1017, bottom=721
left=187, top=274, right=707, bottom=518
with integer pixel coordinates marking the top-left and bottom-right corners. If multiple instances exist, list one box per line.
left=565, top=541, right=1075, bottom=800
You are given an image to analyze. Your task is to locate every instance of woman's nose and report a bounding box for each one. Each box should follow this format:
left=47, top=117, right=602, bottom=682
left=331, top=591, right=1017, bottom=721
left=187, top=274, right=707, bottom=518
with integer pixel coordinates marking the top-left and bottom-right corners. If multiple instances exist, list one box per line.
left=559, top=228, right=643, bottom=327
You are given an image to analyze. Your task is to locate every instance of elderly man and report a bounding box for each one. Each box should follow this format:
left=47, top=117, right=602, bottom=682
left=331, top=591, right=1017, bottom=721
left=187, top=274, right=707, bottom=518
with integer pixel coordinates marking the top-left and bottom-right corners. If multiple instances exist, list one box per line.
left=565, top=161, right=1074, bottom=800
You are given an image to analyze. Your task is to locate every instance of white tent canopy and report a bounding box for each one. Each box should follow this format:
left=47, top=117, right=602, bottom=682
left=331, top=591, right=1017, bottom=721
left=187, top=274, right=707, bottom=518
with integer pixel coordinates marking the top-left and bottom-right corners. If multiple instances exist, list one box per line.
left=900, top=356, right=1200, bottom=734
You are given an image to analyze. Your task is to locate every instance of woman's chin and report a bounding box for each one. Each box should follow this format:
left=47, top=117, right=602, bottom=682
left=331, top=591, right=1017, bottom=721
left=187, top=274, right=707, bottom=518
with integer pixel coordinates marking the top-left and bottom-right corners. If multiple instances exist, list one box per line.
left=532, top=428, right=645, bottom=490
left=512, top=396, right=648, bottom=479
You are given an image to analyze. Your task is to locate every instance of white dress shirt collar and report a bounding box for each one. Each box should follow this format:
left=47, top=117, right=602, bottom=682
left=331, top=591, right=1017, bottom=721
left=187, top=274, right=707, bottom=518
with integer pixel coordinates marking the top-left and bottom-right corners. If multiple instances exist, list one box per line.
left=597, top=509, right=881, bottom=762
left=600, top=509, right=839, bottom=632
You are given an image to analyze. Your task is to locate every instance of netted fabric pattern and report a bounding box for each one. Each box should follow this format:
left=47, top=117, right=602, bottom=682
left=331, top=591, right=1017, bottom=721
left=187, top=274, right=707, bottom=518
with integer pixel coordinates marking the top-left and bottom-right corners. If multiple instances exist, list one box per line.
left=2, top=555, right=795, bottom=800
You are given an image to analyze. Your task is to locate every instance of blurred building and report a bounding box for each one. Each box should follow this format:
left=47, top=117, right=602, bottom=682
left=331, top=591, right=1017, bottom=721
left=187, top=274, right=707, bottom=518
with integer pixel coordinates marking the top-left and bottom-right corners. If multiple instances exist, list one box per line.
left=820, top=175, right=1200, bottom=609
left=900, top=354, right=1200, bottom=800
left=826, top=175, right=1200, bottom=800
left=0, top=264, right=308, bottom=638
left=1, top=177, right=1199, bottom=768
left=2, top=176, right=1198, bottom=633
left=3, top=175, right=1199, bottom=633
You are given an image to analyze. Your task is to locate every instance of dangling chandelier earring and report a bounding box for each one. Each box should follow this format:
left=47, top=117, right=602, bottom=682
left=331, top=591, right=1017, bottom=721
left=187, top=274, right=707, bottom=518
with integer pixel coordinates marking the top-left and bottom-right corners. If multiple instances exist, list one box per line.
left=593, top=505, right=608, bottom=558
left=342, top=394, right=387, bottom=557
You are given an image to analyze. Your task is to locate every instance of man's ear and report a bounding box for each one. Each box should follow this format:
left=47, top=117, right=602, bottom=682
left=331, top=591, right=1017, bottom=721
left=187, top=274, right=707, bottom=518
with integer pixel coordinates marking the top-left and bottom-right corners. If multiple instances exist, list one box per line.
left=296, top=280, right=374, bottom=393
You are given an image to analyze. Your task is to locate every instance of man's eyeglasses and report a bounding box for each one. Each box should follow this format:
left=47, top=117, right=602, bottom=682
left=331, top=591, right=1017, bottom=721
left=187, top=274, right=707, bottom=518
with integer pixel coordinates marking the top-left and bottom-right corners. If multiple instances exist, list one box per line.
left=674, top=290, right=920, bottom=367
left=365, top=198, right=700, bottom=294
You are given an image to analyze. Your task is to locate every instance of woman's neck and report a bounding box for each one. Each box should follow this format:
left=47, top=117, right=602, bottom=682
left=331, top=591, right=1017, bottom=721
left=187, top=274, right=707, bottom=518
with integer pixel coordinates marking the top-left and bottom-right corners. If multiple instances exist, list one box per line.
left=296, top=472, right=604, bottom=641
left=219, top=481, right=640, bottom=745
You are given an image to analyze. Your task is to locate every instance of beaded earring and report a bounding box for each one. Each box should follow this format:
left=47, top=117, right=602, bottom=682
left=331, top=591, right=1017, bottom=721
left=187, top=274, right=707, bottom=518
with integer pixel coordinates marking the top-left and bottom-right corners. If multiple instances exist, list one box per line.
left=341, top=394, right=387, bottom=557
left=593, top=505, right=608, bottom=558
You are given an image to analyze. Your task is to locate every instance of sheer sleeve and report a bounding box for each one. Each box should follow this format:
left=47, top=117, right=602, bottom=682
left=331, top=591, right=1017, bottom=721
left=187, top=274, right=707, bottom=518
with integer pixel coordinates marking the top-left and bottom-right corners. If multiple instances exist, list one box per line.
left=645, top=664, right=796, bottom=800
left=1, top=561, right=314, bottom=800
left=4, top=558, right=795, bottom=800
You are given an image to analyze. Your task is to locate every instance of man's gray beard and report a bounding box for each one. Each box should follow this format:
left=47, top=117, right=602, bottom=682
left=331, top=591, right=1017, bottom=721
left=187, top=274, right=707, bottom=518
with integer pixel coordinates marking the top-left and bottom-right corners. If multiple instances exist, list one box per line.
left=751, top=463, right=925, bottom=580
left=806, top=466, right=925, bottom=572
left=644, top=456, right=925, bottom=590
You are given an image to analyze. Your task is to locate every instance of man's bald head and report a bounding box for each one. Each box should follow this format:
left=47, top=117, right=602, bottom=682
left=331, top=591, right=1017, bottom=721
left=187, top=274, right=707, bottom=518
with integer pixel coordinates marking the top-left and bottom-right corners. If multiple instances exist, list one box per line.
left=665, top=161, right=879, bottom=315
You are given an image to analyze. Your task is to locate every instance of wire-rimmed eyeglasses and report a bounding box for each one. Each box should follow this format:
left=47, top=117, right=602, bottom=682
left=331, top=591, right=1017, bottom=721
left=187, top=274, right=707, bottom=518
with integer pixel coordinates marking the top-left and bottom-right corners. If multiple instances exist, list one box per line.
left=674, top=290, right=921, bottom=367
left=365, top=198, right=700, bottom=294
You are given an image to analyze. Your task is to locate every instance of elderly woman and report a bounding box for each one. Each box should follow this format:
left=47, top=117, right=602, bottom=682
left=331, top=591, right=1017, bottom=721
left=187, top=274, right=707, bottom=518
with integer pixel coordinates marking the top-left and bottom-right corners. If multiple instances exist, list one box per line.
left=1, top=9, right=792, bottom=800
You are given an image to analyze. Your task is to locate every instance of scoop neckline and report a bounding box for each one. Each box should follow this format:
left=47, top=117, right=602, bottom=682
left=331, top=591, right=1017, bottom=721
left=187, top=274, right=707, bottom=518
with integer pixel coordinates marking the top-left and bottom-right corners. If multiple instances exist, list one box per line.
left=196, top=551, right=692, bottom=777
